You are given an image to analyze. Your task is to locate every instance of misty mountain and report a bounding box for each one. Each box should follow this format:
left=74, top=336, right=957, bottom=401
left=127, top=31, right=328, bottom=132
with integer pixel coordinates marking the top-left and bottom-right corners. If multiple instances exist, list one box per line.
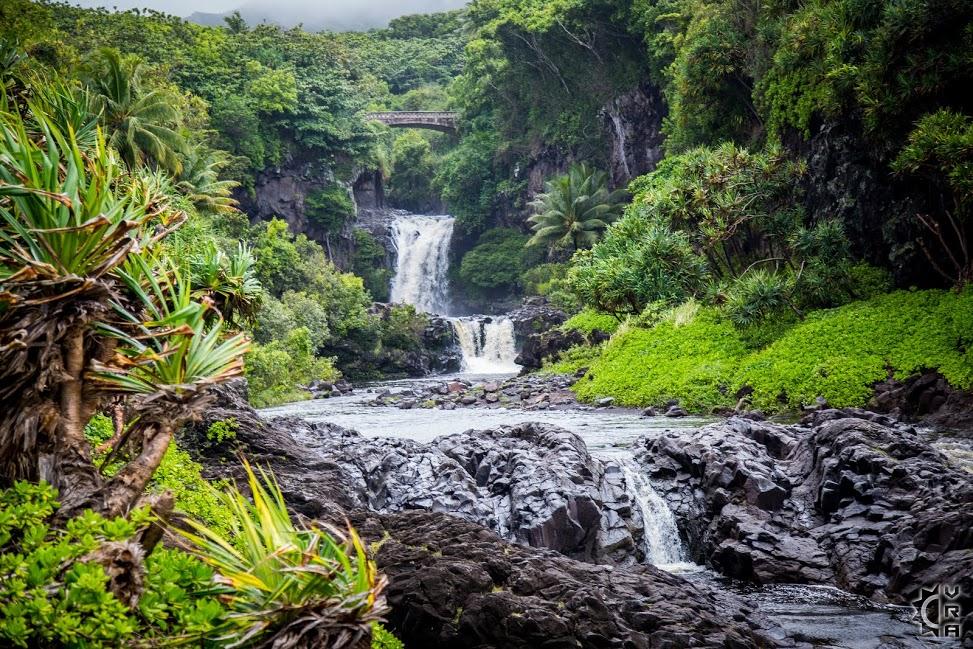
left=187, top=0, right=468, bottom=31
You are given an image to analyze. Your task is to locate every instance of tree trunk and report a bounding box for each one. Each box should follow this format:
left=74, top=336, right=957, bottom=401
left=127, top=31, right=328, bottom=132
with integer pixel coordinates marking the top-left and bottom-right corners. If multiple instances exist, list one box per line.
left=46, top=329, right=106, bottom=522
left=100, top=421, right=174, bottom=517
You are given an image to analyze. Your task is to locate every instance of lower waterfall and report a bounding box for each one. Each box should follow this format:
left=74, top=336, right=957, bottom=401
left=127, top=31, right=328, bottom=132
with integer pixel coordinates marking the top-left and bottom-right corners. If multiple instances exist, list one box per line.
left=451, top=316, right=520, bottom=374
left=620, top=461, right=693, bottom=570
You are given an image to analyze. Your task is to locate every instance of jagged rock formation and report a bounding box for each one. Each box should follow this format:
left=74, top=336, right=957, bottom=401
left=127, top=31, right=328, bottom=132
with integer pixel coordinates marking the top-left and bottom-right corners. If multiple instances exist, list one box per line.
left=353, top=510, right=780, bottom=649
left=634, top=411, right=973, bottom=618
left=182, top=382, right=785, bottom=648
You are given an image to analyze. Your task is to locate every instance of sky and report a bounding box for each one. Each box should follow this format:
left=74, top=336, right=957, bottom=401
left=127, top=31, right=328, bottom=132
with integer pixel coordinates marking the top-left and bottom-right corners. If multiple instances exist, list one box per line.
left=70, top=0, right=468, bottom=29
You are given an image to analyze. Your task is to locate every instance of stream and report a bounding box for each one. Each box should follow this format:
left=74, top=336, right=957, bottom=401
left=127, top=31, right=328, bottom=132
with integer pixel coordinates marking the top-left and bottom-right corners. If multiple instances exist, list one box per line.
left=263, top=375, right=931, bottom=649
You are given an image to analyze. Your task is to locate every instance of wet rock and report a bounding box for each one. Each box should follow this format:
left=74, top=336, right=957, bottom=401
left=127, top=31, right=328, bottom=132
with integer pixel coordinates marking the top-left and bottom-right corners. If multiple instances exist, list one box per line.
left=355, top=511, right=779, bottom=649
left=634, top=414, right=973, bottom=613
left=641, top=407, right=657, bottom=417
left=665, top=405, right=689, bottom=418
left=596, top=397, right=615, bottom=407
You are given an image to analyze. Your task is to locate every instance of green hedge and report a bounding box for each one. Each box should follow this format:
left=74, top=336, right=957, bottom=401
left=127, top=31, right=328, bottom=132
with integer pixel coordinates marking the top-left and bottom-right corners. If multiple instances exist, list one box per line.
left=573, top=289, right=973, bottom=412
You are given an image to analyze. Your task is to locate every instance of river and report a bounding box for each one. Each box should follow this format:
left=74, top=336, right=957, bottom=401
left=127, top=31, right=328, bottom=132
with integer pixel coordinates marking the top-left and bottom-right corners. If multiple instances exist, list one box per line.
left=263, top=373, right=931, bottom=649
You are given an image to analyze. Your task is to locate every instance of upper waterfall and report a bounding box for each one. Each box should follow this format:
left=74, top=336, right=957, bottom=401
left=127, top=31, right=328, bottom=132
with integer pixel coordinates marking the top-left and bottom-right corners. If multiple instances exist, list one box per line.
left=389, top=215, right=455, bottom=315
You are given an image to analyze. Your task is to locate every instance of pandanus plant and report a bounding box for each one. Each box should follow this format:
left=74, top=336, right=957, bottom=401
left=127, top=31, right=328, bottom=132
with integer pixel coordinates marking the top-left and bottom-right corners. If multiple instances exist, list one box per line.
left=0, top=93, right=248, bottom=522
left=180, top=461, right=387, bottom=649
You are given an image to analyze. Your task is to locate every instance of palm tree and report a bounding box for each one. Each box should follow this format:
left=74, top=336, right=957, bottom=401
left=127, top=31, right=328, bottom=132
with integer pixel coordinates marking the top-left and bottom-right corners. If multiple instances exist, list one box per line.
left=85, top=48, right=187, bottom=174
left=176, top=144, right=241, bottom=215
left=527, top=163, right=628, bottom=254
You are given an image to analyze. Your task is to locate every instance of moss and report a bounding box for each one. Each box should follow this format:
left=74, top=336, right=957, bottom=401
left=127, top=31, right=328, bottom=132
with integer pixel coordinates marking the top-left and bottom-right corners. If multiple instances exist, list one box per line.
left=540, top=343, right=606, bottom=376
left=573, top=289, right=973, bottom=412
left=371, top=624, right=404, bottom=649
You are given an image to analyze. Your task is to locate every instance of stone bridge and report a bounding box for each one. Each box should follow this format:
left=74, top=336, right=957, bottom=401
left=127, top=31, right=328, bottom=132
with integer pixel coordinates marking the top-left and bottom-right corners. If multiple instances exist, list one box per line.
left=364, top=111, right=458, bottom=133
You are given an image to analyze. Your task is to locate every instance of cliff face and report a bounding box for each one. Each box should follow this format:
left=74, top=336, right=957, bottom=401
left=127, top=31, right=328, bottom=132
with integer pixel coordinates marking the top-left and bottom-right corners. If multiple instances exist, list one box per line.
left=601, top=81, right=667, bottom=189
left=236, top=156, right=358, bottom=269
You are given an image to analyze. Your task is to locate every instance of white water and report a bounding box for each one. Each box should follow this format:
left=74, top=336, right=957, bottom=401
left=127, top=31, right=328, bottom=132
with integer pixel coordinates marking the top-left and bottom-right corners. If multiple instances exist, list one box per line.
left=388, top=214, right=520, bottom=373
left=389, top=215, right=454, bottom=314
left=452, top=316, right=520, bottom=374
left=620, top=461, right=697, bottom=571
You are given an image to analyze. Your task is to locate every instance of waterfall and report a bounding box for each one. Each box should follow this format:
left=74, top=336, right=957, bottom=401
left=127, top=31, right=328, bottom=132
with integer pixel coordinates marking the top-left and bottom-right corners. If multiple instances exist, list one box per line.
left=389, top=215, right=454, bottom=314
left=451, top=316, right=520, bottom=374
left=620, top=461, right=693, bottom=570
left=388, top=213, right=520, bottom=373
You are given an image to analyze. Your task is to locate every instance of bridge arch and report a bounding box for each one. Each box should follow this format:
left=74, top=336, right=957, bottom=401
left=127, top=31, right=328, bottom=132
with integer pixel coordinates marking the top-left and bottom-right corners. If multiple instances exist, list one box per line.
left=364, top=111, right=458, bottom=133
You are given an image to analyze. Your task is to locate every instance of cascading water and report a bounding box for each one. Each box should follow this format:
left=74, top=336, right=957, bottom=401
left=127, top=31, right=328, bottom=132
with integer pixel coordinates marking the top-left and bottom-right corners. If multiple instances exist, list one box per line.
left=620, top=461, right=696, bottom=571
left=452, top=316, right=520, bottom=374
left=389, top=213, right=520, bottom=374
left=389, top=215, right=454, bottom=314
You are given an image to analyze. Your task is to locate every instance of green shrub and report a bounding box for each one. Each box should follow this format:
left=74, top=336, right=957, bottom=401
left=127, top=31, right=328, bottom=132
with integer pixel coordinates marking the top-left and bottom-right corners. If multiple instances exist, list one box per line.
left=561, top=309, right=621, bottom=336
left=575, top=305, right=748, bottom=410
left=458, top=228, right=529, bottom=295
left=0, top=481, right=225, bottom=648
left=573, top=289, right=973, bottom=412
left=245, top=327, right=341, bottom=407
left=372, top=624, right=404, bottom=649
left=353, top=229, right=393, bottom=302
left=380, top=304, right=428, bottom=350
left=151, top=445, right=235, bottom=538
left=206, top=418, right=238, bottom=444
left=306, top=186, right=355, bottom=233
left=520, top=263, right=579, bottom=312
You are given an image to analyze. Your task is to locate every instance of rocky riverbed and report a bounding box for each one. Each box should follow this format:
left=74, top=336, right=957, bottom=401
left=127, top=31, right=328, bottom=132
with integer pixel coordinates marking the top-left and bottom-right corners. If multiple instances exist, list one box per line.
left=182, top=381, right=973, bottom=647
left=366, top=373, right=584, bottom=410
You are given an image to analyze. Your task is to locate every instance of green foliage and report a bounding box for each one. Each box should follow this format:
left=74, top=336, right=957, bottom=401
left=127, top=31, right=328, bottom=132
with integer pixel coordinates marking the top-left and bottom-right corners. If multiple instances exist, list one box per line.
left=306, top=186, right=355, bottom=233
left=352, top=229, right=392, bottom=302
left=569, top=215, right=707, bottom=317
left=245, top=327, right=341, bottom=408
left=388, top=131, right=439, bottom=212
left=372, top=623, right=405, bottom=649
left=574, top=289, right=973, bottom=411
left=562, top=309, right=621, bottom=336
left=539, top=343, right=607, bottom=377
left=571, top=144, right=856, bottom=321
left=150, top=444, right=235, bottom=538
left=736, top=289, right=973, bottom=410
left=0, top=482, right=224, bottom=648
left=575, top=304, right=748, bottom=409
left=891, top=110, right=973, bottom=284
left=527, top=163, right=628, bottom=255
left=206, top=418, right=238, bottom=444
left=434, top=131, right=500, bottom=236
left=379, top=305, right=428, bottom=351
left=520, top=263, right=579, bottom=312
left=458, top=228, right=529, bottom=295
left=178, top=461, right=386, bottom=648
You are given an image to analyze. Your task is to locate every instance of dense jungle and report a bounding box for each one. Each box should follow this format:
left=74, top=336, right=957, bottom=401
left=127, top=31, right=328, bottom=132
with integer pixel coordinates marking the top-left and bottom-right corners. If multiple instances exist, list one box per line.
left=0, top=0, right=971, bottom=646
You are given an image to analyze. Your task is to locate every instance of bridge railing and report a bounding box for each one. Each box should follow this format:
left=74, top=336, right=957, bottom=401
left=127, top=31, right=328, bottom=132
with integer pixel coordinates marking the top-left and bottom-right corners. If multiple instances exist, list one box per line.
left=364, top=111, right=458, bottom=121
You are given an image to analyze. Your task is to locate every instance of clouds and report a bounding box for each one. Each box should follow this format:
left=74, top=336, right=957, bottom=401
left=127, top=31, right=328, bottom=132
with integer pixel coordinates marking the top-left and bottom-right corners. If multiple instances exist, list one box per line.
left=70, top=0, right=468, bottom=29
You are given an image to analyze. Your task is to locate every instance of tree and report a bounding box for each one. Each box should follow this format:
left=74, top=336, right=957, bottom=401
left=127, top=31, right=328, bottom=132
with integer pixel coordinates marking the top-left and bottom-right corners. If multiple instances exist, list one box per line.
left=175, top=145, right=241, bottom=216
left=527, top=163, right=627, bottom=255
left=0, top=94, right=247, bottom=523
left=84, top=48, right=187, bottom=173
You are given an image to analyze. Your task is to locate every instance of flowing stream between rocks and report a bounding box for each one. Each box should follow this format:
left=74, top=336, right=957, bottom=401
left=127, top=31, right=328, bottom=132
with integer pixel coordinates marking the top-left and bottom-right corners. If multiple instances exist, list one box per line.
left=262, top=374, right=937, bottom=648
